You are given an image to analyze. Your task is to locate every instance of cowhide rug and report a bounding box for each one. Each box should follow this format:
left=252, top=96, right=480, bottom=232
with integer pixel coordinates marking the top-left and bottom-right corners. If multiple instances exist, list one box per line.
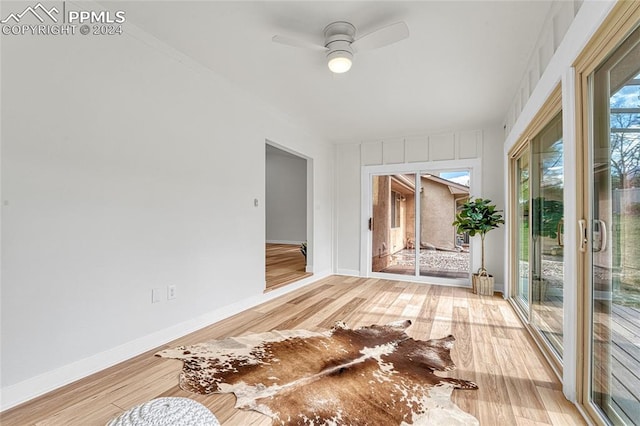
left=157, top=320, right=479, bottom=425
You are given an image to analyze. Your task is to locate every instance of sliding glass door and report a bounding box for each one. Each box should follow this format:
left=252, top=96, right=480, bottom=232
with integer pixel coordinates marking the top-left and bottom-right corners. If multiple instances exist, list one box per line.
left=511, top=105, right=564, bottom=362
left=530, top=113, right=564, bottom=357
left=370, top=169, right=471, bottom=282
left=587, top=25, right=640, bottom=425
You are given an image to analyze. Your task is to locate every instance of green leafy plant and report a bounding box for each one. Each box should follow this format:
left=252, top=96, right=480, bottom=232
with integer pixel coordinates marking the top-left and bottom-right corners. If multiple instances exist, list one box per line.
left=452, top=197, right=505, bottom=276
left=532, top=197, right=563, bottom=239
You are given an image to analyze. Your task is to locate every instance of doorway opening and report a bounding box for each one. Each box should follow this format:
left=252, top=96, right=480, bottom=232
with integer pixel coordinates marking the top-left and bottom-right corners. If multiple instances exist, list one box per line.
left=265, top=143, right=312, bottom=291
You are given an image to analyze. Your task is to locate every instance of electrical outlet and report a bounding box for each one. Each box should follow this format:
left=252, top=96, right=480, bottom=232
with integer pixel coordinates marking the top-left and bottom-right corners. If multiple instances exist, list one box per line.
left=152, top=288, right=162, bottom=303
left=167, top=285, right=176, bottom=300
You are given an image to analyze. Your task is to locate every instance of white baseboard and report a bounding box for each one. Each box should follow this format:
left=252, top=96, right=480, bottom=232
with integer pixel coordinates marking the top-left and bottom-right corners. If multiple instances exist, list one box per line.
left=336, top=269, right=361, bottom=277
left=0, top=271, right=331, bottom=412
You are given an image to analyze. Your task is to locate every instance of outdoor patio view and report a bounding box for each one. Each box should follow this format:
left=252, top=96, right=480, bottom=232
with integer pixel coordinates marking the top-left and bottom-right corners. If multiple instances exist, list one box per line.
left=371, top=171, right=470, bottom=279
left=590, top=62, right=640, bottom=424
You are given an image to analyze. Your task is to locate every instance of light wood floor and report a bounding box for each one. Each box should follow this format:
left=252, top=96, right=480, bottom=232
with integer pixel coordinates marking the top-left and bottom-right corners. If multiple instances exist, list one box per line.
left=0, top=276, right=586, bottom=425
left=265, top=243, right=311, bottom=291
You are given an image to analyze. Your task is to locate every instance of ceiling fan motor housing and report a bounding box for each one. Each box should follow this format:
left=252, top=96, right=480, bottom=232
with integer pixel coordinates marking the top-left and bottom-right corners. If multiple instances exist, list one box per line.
left=323, top=21, right=355, bottom=61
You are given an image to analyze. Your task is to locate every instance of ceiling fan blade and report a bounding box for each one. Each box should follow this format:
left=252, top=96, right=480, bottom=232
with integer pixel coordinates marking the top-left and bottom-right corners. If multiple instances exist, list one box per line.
left=351, top=21, right=409, bottom=51
left=272, top=35, right=328, bottom=51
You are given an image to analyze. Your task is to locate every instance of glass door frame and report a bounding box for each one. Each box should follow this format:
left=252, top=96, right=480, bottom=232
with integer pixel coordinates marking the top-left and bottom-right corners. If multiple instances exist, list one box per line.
left=574, top=2, right=640, bottom=423
left=360, top=159, right=482, bottom=287
left=510, top=145, right=532, bottom=316
left=508, top=85, right=565, bottom=377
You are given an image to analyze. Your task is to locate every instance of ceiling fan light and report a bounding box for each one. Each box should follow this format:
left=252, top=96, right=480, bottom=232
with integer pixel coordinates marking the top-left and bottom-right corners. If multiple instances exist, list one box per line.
left=328, top=57, right=352, bottom=73
left=327, top=51, right=353, bottom=73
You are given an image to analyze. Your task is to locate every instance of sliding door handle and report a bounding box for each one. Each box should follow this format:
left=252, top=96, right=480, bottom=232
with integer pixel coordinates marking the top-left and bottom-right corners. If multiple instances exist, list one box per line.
left=599, top=220, right=607, bottom=252
left=593, top=220, right=607, bottom=252
left=579, top=219, right=587, bottom=253
left=368, top=217, right=373, bottom=231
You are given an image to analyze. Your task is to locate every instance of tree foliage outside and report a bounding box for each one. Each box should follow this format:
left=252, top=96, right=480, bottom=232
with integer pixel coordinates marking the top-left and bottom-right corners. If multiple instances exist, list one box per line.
left=610, top=76, right=640, bottom=306
left=610, top=82, right=640, bottom=190
left=452, top=197, right=504, bottom=276
left=532, top=198, right=563, bottom=239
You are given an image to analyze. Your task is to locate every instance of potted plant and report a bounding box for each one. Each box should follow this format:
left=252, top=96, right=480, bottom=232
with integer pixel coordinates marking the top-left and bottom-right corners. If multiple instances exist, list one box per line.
left=452, top=197, right=505, bottom=295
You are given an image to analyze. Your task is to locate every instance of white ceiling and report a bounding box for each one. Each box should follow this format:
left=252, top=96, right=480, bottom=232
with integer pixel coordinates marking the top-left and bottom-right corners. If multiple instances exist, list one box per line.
left=113, top=1, right=554, bottom=142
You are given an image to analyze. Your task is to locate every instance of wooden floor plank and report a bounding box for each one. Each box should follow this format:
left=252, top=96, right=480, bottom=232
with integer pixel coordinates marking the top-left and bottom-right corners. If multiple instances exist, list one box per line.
left=265, top=244, right=311, bottom=291
left=537, top=386, right=586, bottom=426
left=0, top=276, right=587, bottom=426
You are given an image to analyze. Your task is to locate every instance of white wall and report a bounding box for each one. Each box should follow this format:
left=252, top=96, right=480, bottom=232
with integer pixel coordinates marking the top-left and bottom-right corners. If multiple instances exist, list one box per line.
left=0, top=19, right=333, bottom=407
left=335, top=143, right=362, bottom=276
left=503, top=0, right=584, bottom=137
left=481, top=126, right=506, bottom=285
left=266, top=146, right=307, bottom=244
left=335, top=128, right=505, bottom=289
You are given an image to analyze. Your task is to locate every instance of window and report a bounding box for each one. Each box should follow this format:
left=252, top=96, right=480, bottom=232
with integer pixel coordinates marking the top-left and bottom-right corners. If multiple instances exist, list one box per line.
left=391, top=191, right=401, bottom=228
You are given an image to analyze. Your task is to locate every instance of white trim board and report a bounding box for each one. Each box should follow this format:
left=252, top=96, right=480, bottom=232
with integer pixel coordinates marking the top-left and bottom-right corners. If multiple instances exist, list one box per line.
left=0, top=272, right=331, bottom=412
left=336, top=269, right=360, bottom=277
left=266, top=240, right=305, bottom=245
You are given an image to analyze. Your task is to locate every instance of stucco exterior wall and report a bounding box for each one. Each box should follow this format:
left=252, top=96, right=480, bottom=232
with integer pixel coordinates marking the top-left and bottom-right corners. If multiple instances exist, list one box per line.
left=420, top=178, right=457, bottom=250
left=372, top=176, right=391, bottom=271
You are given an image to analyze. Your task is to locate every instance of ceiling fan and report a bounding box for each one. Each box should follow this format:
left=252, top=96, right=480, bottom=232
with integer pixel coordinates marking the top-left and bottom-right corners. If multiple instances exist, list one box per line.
left=272, top=20, right=409, bottom=74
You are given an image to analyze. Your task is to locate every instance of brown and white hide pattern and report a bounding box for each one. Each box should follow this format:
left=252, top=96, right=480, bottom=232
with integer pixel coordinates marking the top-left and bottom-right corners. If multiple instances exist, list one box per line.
left=157, top=320, right=479, bottom=425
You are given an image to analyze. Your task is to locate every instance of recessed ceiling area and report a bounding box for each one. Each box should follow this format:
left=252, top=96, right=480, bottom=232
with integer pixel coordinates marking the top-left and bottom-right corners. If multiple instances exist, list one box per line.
left=112, top=1, right=554, bottom=142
